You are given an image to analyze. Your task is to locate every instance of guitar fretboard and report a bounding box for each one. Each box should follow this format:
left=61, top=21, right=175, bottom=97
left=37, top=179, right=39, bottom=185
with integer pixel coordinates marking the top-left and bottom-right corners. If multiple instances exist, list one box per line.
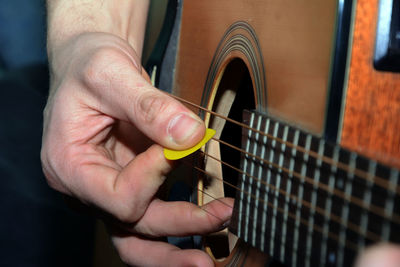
left=229, top=110, right=400, bottom=267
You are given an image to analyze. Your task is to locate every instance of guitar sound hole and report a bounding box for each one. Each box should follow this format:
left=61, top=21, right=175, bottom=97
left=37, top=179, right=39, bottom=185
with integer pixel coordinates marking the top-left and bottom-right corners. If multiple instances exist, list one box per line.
left=217, top=59, right=255, bottom=199
left=206, top=58, right=255, bottom=260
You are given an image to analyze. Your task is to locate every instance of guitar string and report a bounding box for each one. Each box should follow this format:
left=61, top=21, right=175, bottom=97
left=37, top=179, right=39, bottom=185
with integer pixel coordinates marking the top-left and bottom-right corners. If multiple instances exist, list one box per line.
left=167, top=92, right=400, bottom=194
left=204, top=138, right=400, bottom=224
left=184, top=155, right=382, bottom=243
left=199, top=148, right=400, bottom=228
left=180, top=160, right=361, bottom=252
left=192, top=181, right=361, bottom=253
left=165, top=93, right=398, bottom=249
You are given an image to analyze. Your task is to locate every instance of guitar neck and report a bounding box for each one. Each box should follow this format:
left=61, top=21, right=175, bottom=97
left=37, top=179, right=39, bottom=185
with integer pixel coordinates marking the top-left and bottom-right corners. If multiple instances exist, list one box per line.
left=229, top=110, right=400, bottom=267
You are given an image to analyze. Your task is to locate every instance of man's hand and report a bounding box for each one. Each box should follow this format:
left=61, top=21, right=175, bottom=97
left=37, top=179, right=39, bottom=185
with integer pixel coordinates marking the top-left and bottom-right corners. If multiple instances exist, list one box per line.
left=41, top=32, right=232, bottom=266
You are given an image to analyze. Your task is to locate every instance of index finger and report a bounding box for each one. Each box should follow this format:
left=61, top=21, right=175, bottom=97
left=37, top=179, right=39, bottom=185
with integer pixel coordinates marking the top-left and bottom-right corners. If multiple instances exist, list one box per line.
left=80, top=45, right=206, bottom=150
left=69, top=144, right=174, bottom=223
left=129, top=198, right=234, bottom=237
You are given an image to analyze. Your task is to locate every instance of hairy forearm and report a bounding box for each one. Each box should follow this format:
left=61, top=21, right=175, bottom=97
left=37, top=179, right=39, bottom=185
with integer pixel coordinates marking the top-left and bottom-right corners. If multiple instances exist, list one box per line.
left=46, top=0, right=149, bottom=57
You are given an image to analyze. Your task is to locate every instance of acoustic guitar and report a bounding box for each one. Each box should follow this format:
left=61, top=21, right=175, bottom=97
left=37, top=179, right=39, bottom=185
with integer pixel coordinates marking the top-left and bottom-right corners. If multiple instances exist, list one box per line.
left=157, top=0, right=400, bottom=266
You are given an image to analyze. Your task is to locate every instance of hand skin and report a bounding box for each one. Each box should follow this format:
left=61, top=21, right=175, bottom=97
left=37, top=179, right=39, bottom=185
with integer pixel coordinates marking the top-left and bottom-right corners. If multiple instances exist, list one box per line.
left=42, top=1, right=233, bottom=266
left=43, top=1, right=400, bottom=266
left=355, top=244, right=400, bottom=267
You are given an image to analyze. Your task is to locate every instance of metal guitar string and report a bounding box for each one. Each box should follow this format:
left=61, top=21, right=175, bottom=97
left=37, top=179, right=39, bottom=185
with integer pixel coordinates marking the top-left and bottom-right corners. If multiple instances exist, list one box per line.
left=193, top=151, right=382, bottom=242
left=164, top=92, right=399, bottom=250
left=198, top=149, right=388, bottom=240
left=167, top=92, right=400, bottom=195
left=180, top=159, right=361, bottom=252
left=166, top=92, right=399, bottom=220
left=207, top=139, right=400, bottom=224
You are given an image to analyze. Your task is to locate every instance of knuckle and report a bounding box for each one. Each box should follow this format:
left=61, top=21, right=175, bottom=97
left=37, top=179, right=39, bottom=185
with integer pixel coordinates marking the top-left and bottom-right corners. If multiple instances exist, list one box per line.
left=136, top=92, right=171, bottom=124
left=115, top=210, right=137, bottom=224
left=114, top=203, right=143, bottom=224
left=81, top=47, right=128, bottom=90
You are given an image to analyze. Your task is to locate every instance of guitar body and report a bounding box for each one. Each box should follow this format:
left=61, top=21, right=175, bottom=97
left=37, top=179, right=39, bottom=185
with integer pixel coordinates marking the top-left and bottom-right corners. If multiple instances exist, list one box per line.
left=174, top=0, right=336, bottom=134
left=341, top=0, right=400, bottom=167
left=170, top=0, right=400, bottom=266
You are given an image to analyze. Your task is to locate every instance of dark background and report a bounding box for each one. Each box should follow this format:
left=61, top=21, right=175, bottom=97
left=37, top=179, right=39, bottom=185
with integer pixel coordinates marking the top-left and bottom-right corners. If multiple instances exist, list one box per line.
left=0, top=1, right=95, bottom=266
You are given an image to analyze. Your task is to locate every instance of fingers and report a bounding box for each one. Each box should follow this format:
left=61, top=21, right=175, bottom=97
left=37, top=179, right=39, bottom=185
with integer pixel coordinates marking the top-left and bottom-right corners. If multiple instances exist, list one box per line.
left=78, top=42, right=205, bottom=150
left=355, top=243, right=400, bottom=267
left=71, top=144, right=173, bottom=222
left=43, top=33, right=216, bottom=267
left=112, top=235, right=214, bottom=267
left=130, top=198, right=234, bottom=237
left=110, top=196, right=233, bottom=267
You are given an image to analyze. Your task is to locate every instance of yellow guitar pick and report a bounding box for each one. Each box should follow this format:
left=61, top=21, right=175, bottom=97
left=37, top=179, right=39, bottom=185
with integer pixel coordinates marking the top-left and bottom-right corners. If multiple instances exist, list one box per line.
left=164, top=128, right=216, bottom=160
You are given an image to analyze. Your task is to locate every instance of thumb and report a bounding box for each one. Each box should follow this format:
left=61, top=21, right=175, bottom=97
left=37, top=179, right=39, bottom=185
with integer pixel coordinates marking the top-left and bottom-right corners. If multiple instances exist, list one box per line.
left=84, top=46, right=206, bottom=150
left=130, top=81, right=206, bottom=150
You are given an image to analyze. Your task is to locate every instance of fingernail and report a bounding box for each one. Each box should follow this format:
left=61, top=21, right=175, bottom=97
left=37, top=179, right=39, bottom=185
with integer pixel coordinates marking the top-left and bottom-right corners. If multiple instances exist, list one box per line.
left=167, top=113, right=203, bottom=145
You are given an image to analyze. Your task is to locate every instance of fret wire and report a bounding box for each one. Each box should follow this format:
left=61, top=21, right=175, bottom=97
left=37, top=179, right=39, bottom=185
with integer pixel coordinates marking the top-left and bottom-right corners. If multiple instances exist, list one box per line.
left=305, top=137, right=324, bottom=267
left=199, top=150, right=382, bottom=242
left=245, top=114, right=261, bottom=245
left=169, top=95, right=400, bottom=264
left=237, top=112, right=254, bottom=240
left=321, top=145, right=339, bottom=266
left=211, top=137, right=400, bottom=224
left=243, top=139, right=253, bottom=243
left=288, top=127, right=299, bottom=267
left=269, top=121, right=280, bottom=256
left=279, top=124, right=290, bottom=263
left=190, top=160, right=380, bottom=245
left=359, top=161, right=377, bottom=249
left=251, top=115, right=263, bottom=248
left=168, top=92, right=399, bottom=192
left=189, top=172, right=362, bottom=259
left=183, top=161, right=361, bottom=253
left=293, top=133, right=311, bottom=267
left=243, top=114, right=257, bottom=243
left=209, top=161, right=376, bottom=242
left=382, top=169, right=399, bottom=240
left=337, top=151, right=356, bottom=267
left=260, top=118, right=271, bottom=251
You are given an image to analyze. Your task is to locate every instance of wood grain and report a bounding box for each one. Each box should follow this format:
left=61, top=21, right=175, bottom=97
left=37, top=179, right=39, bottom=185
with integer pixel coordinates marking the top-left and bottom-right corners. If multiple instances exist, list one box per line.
left=173, top=0, right=337, bottom=134
left=341, top=0, right=400, bottom=168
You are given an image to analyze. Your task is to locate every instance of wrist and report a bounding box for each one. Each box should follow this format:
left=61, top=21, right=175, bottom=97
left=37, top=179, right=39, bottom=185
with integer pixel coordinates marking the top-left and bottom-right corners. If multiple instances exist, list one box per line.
left=47, top=0, right=149, bottom=59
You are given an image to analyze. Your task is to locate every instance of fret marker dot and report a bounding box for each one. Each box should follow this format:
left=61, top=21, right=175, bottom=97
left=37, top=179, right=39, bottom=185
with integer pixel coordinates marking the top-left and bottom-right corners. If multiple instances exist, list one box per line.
left=164, top=128, right=216, bottom=160
left=329, top=252, right=336, bottom=263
